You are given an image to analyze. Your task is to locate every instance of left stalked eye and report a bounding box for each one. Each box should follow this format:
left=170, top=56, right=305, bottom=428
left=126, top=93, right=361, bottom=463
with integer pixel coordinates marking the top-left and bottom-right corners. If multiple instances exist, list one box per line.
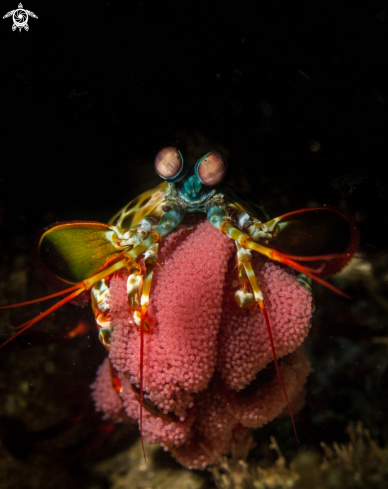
left=154, top=146, right=185, bottom=182
left=196, top=152, right=227, bottom=186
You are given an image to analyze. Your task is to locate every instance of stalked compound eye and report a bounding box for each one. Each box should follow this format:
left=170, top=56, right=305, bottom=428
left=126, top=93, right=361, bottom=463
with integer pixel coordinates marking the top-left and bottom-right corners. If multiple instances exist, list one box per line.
left=195, top=152, right=227, bottom=186
left=154, top=147, right=186, bottom=183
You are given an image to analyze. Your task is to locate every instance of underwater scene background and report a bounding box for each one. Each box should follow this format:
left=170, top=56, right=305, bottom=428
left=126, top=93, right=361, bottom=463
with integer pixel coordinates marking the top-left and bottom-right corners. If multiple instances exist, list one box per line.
left=1, top=1, right=387, bottom=487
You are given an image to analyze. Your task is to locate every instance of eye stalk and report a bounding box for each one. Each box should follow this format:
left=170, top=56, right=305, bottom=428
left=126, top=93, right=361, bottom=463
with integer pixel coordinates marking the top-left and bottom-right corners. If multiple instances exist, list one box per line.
left=154, top=147, right=186, bottom=183
left=195, top=152, right=227, bottom=186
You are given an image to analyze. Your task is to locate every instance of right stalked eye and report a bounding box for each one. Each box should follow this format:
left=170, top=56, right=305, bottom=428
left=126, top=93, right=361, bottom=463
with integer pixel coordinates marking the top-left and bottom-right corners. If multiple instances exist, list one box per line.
left=195, top=152, right=227, bottom=186
left=154, top=147, right=186, bottom=182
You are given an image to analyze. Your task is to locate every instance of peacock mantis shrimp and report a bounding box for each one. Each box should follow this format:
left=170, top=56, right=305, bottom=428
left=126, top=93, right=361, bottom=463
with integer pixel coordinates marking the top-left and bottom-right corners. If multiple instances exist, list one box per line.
left=0, top=147, right=359, bottom=464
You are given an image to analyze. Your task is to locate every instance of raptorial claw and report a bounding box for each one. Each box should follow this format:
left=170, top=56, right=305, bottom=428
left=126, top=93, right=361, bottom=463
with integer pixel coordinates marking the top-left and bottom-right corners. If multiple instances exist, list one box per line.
left=237, top=211, right=274, bottom=240
left=116, top=217, right=154, bottom=248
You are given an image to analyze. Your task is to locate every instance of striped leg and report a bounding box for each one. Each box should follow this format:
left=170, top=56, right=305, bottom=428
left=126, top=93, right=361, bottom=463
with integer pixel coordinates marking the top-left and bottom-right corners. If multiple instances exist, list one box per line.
left=91, top=278, right=113, bottom=348
left=207, top=202, right=348, bottom=297
left=207, top=203, right=299, bottom=440
left=233, top=241, right=299, bottom=442
left=234, top=243, right=260, bottom=308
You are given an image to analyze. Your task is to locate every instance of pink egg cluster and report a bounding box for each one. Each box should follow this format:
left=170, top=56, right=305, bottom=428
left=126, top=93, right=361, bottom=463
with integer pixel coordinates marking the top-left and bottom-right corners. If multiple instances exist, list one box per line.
left=91, top=220, right=313, bottom=469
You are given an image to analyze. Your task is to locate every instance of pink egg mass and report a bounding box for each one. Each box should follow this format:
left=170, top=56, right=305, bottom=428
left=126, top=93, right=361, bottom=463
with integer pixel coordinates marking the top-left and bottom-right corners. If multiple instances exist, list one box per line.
left=91, top=219, right=313, bottom=469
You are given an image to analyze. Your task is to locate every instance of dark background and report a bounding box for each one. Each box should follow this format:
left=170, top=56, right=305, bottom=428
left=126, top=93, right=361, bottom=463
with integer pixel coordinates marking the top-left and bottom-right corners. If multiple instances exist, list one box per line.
left=0, top=1, right=387, bottom=487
